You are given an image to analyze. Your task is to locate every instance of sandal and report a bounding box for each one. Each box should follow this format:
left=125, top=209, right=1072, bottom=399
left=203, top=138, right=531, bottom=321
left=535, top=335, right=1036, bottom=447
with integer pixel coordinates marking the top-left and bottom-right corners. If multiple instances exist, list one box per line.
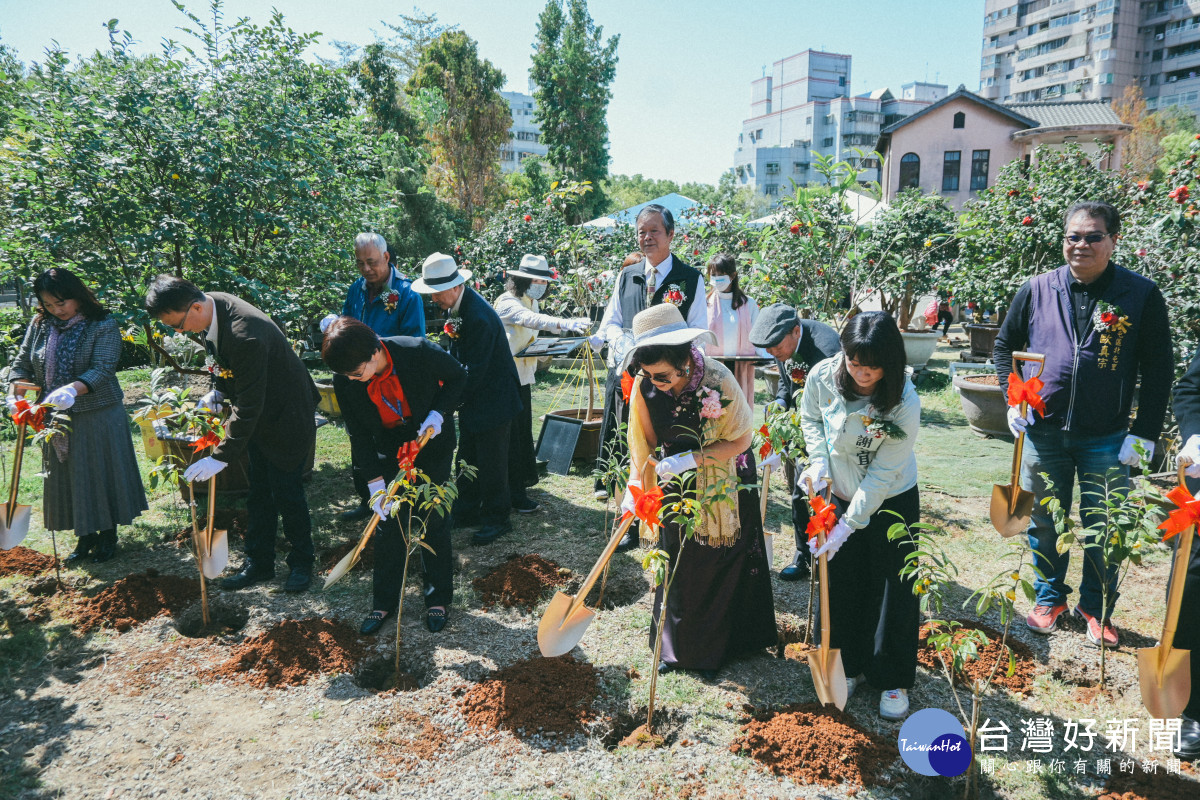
left=426, top=607, right=448, bottom=633
left=360, top=609, right=391, bottom=636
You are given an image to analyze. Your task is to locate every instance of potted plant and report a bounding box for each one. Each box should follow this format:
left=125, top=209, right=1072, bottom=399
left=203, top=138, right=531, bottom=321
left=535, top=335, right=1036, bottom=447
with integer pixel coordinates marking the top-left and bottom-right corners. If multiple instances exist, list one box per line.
left=952, top=365, right=1010, bottom=439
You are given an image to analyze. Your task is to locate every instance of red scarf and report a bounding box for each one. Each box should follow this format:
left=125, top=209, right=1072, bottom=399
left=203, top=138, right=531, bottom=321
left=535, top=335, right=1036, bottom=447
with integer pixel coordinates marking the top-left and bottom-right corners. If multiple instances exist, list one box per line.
left=366, top=347, right=411, bottom=429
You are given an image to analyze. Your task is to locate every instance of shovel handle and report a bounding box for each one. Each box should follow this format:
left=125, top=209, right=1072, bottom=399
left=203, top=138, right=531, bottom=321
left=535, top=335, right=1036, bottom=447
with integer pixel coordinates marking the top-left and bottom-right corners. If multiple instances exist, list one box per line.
left=760, top=464, right=772, bottom=523
left=563, top=514, right=637, bottom=620
left=1160, top=467, right=1197, bottom=656
left=1012, top=351, right=1046, bottom=380
left=6, top=421, right=26, bottom=518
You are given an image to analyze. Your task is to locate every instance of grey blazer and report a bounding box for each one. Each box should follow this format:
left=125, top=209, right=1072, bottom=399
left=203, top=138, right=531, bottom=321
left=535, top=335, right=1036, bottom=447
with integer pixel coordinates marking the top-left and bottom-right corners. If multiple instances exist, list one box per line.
left=8, top=316, right=125, bottom=413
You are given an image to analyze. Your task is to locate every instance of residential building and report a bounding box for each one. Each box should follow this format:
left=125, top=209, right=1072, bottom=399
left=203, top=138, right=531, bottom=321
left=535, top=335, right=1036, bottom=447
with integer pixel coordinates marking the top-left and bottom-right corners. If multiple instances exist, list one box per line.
left=876, top=86, right=1130, bottom=210
left=731, top=50, right=946, bottom=201
left=499, top=90, right=548, bottom=174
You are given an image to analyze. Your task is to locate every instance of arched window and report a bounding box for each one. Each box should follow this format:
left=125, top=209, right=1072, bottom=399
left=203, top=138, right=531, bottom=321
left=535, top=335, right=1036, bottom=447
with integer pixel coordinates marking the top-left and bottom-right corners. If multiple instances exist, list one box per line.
left=899, top=153, right=920, bottom=189
left=953, top=111, right=966, bottom=129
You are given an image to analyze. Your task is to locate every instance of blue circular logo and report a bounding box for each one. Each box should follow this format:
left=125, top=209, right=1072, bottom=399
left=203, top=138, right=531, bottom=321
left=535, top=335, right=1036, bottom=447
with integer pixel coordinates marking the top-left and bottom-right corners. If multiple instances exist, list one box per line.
left=898, top=708, right=972, bottom=777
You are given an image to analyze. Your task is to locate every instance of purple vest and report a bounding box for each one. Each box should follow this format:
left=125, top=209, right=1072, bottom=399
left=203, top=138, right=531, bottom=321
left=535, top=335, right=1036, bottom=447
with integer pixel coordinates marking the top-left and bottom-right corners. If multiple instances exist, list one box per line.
left=1022, top=264, right=1154, bottom=435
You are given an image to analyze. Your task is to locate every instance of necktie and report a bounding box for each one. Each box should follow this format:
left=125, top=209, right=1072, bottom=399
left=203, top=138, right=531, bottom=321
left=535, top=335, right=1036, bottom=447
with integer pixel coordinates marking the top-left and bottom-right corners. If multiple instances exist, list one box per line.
left=645, top=267, right=657, bottom=304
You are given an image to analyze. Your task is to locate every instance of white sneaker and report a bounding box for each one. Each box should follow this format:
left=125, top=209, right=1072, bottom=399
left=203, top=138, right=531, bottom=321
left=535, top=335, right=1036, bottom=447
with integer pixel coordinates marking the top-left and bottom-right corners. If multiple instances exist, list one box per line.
left=845, top=673, right=865, bottom=700
left=592, top=489, right=608, bottom=501
left=880, top=688, right=909, bottom=720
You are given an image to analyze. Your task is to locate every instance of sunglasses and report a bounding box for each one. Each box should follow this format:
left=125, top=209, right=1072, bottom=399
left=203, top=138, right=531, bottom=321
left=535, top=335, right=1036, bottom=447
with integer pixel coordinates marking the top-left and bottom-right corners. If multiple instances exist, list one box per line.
left=1064, top=233, right=1110, bottom=245
left=640, top=369, right=679, bottom=385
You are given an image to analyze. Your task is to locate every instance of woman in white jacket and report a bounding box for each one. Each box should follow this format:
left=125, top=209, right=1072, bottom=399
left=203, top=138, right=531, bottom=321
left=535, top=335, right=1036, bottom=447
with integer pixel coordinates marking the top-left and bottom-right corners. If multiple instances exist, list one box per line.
left=799, top=311, right=921, bottom=721
left=494, top=254, right=591, bottom=512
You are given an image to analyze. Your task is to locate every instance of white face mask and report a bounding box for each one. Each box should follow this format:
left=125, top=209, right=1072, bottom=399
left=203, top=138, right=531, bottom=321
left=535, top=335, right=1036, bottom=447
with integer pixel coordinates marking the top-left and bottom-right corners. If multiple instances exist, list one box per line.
left=526, top=282, right=547, bottom=300
left=710, top=275, right=732, bottom=291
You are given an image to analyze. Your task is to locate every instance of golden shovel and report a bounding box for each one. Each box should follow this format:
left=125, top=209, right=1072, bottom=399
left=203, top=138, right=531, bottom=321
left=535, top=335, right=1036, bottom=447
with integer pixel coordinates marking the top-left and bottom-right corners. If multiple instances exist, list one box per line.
left=760, top=462, right=774, bottom=570
left=1138, top=465, right=1194, bottom=720
left=806, top=478, right=848, bottom=710
left=1, top=419, right=32, bottom=550
left=990, top=351, right=1046, bottom=538
left=200, top=475, right=228, bottom=580
left=324, top=428, right=434, bottom=590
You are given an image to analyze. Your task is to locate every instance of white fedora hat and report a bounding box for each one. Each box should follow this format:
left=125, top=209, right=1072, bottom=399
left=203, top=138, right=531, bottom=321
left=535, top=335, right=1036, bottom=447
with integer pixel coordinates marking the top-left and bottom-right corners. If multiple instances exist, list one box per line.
left=507, top=254, right=558, bottom=282
left=620, top=304, right=715, bottom=372
left=412, top=252, right=472, bottom=294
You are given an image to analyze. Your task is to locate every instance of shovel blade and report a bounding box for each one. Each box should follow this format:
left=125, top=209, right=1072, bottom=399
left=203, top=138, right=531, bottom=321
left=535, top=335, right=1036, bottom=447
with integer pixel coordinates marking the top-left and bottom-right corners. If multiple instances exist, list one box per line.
left=807, top=647, right=848, bottom=711
left=990, top=484, right=1034, bottom=538
left=323, top=547, right=360, bottom=590
left=201, top=529, right=229, bottom=580
left=0, top=503, right=33, bottom=550
left=537, top=590, right=596, bottom=657
left=1137, top=646, right=1191, bottom=720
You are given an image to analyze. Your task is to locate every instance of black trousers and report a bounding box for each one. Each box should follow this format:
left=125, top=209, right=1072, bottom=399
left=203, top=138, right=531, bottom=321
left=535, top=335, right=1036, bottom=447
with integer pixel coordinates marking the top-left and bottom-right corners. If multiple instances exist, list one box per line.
left=937, top=310, right=953, bottom=336
left=508, top=383, right=538, bottom=502
left=594, top=366, right=628, bottom=492
left=244, top=441, right=314, bottom=572
left=1172, top=474, right=1200, bottom=719
left=333, top=373, right=370, bottom=505
left=789, top=457, right=814, bottom=568
left=819, top=485, right=920, bottom=690
left=372, top=494, right=454, bottom=612
left=456, top=420, right=512, bottom=526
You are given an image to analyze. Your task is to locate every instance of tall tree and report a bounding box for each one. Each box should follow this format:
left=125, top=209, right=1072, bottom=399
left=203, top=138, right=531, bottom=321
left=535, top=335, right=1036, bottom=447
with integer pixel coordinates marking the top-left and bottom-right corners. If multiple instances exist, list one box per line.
left=378, top=8, right=454, bottom=83
left=407, top=31, right=510, bottom=225
left=1114, top=84, right=1164, bottom=180
left=530, top=0, right=619, bottom=220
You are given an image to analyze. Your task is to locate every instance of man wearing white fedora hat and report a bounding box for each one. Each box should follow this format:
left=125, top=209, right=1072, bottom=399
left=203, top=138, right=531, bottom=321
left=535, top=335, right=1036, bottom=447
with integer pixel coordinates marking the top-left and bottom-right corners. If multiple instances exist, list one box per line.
left=413, top=252, right=523, bottom=544
left=494, top=254, right=591, bottom=513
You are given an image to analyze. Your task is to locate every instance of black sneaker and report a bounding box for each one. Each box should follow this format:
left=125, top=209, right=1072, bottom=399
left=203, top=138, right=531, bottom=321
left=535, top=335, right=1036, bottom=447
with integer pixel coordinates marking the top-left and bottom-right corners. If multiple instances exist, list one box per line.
left=283, top=567, right=312, bottom=593
left=512, top=496, right=541, bottom=514
left=221, top=564, right=275, bottom=591
left=339, top=504, right=372, bottom=523
left=779, top=559, right=810, bottom=582
left=472, top=522, right=513, bottom=545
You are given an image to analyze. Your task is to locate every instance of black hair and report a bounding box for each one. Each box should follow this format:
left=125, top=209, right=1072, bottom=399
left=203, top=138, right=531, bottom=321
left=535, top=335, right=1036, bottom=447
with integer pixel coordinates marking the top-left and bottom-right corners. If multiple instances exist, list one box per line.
left=321, top=316, right=381, bottom=375
left=505, top=274, right=533, bottom=298
left=1064, top=201, right=1120, bottom=237
left=635, top=204, right=675, bottom=235
left=834, top=311, right=907, bottom=413
left=706, top=252, right=748, bottom=311
left=627, top=342, right=693, bottom=377
left=145, top=275, right=205, bottom=316
left=32, top=268, right=108, bottom=322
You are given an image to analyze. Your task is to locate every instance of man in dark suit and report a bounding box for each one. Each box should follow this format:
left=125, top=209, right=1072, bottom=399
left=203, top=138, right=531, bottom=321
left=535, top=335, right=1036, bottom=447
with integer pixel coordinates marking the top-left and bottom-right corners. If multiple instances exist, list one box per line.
left=412, top=253, right=522, bottom=545
left=749, top=304, right=842, bottom=581
left=589, top=204, right=705, bottom=549
left=1171, top=347, right=1200, bottom=760
left=146, top=276, right=319, bottom=592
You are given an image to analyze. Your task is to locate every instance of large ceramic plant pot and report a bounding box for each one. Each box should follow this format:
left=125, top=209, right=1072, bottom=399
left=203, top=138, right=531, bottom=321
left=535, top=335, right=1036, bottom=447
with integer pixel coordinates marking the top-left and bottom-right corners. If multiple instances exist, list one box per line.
left=963, top=324, right=1001, bottom=359
left=900, top=331, right=940, bottom=371
left=953, top=372, right=1010, bottom=439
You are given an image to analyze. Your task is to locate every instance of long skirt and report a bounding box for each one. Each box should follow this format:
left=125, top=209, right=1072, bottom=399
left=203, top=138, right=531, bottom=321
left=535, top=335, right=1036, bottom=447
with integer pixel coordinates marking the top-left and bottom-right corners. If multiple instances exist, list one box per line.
left=650, top=459, right=777, bottom=671
left=43, top=404, right=148, bottom=537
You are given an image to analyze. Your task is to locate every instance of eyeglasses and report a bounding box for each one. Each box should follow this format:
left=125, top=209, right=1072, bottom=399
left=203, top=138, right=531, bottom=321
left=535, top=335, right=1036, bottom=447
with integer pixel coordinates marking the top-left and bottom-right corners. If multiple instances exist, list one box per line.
left=342, top=363, right=371, bottom=380
left=1064, top=233, right=1110, bottom=245
left=168, top=305, right=193, bottom=332
left=639, top=369, right=679, bottom=386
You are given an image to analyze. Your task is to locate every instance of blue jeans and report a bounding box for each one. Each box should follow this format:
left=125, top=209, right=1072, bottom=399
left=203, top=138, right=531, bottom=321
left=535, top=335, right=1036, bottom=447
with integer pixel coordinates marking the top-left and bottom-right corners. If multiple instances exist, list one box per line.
left=1021, top=427, right=1127, bottom=619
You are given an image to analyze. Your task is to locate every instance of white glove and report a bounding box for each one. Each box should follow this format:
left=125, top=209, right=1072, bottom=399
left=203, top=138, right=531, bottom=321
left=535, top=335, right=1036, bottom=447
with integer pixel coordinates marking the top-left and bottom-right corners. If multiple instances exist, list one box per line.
left=417, top=410, right=443, bottom=439
left=5, top=395, right=20, bottom=415
left=759, top=452, right=782, bottom=471
left=184, top=456, right=227, bottom=483
left=1007, top=405, right=1035, bottom=438
left=1118, top=434, right=1155, bottom=467
left=563, top=318, right=591, bottom=334
left=319, top=313, right=338, bottom=333
left=798, top=458, right=830, bottom=496
left=367, top=478, right=392, bottom=522
left=656, top=451, right=698, bottom=479
left=809, top=518, right=854, bottom=562
left=620, top=478, right=641, bottom=516
left=44, top=385, right=77, bottom=410
left=1177, top=435, right=1200, bottom=478
left=197, top=389, right=224, bottom=414
left=588, top=333, right=605, bottom=349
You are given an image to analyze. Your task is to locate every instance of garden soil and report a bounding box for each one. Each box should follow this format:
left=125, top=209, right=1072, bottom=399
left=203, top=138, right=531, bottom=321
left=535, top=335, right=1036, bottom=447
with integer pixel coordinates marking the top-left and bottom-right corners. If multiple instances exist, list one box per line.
left=0, top=545, right=56, bottom=577
left=459, top=655, right=599, bottom=737
left=206, top=617, right=365, bottom=688
left=731, top=703, right=897, bottom=788
left=472, top=553, right=568, bottom=609
left=72, top=569, right=199, bottom=632
left=321, top=535, right=375, bottom=571
left=963, top=374, right=1001, bottom=386
left=918, top=619, right=1038, bottom=693
left=1098, top=759, right=1198, bottom=800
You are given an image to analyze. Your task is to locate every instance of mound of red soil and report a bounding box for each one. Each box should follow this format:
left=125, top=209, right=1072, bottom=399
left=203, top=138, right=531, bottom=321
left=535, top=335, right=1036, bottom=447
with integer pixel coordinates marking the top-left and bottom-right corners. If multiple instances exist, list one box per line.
left=74, top=569, right=199, bottom=632
left=206, top=618, right=365, bottom=688
left=459, top=655, right=599, bottom=737
left=0, top=546, right=57, bottom=577
left=472, top=554, right=568, bottom=609
left=731, top=704, right=896, bottom=787
left=322, top=537, right=375, bottom=571
left=918, top=619, right=1038, bottom=694
left=1098, top=759, right=1198, bottom=799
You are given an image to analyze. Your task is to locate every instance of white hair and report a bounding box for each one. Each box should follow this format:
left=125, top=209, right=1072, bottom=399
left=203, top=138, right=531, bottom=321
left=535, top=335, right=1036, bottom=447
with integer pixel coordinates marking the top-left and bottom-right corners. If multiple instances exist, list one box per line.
left=354, top=232, right=388, bottom=255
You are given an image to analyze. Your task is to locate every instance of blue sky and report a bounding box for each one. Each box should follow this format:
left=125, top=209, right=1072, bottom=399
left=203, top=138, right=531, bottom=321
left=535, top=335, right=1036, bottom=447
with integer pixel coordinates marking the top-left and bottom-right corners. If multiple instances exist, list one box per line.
left=0, top=1, right=985, bottom=184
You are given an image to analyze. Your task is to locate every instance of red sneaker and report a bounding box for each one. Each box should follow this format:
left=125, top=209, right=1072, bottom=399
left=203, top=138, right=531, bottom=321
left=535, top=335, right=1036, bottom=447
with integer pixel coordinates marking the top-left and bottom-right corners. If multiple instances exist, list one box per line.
left=1074, top=606, right=1119, bottom=649
left=1025, top=604, right=1068, bottom=634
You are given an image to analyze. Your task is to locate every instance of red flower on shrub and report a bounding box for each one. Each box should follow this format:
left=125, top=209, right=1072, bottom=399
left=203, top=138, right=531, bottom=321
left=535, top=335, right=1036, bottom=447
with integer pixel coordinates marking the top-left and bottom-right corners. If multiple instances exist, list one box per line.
left=789, top=223, right=801, bottom=234
left=739, top=239, right=748, bottom=247
left=506, top=238, right=514, bottom=244
left=693, top=249, right=699, bottom=255
left=1007, top=189, right=1019, bottom=197
left=1169, top=185, right=1190, bottom=204
left=1021, top=216, right=1033, bottom=225
left=523, top=214, right=532, bottom=222
left=1137, top=248, right=1148, bottom=257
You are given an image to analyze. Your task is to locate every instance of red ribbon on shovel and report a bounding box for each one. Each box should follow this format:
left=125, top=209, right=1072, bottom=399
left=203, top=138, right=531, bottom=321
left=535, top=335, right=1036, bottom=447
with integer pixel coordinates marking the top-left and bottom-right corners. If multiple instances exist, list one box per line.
left=805, top=495, right=838, bottom=542
left=396, top=440, right=422, bottom=481
left=1006, top=373, right=1047, bottom=417
left=629, top=484, right=664, bottom=530
left=1159, top=485, right=1200, bottom=542
left=10, top=399, right=46, bottom=432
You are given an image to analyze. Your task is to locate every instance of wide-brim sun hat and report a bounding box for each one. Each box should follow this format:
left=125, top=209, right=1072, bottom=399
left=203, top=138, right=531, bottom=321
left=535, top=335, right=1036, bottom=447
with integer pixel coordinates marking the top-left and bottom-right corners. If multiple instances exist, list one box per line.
left=619, top=303, right=716, bottom=372
left=507, top=254, right=558, bottom=282
left=412, top=251, right=472, bottom=294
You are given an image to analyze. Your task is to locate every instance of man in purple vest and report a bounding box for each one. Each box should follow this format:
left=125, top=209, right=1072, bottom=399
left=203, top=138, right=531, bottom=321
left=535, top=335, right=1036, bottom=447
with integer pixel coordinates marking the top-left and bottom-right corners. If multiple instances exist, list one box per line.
left=994, top=201, right=1173, bottom=649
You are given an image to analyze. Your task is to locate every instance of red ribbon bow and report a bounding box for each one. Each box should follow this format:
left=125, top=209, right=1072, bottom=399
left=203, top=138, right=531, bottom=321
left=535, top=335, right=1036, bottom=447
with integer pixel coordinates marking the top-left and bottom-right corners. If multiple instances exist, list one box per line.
left=629, top=484, right=663, bottom=530
left=1006, top=373, right=1047, bottom=417
left=190, top=432, right=222, bottom=453
left=396, top=440, right=421, bottom=481
left=1159, top=484, right=1200, bottom=542
left=757, top=424, right=772, bottom=460
left=805, top=495, right=838, bottom=541
left=10, top=399, right=46, bottom=432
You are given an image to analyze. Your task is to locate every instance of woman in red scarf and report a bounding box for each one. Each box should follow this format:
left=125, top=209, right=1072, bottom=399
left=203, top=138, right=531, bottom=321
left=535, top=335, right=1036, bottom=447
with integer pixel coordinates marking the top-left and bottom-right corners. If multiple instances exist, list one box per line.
left=322, top=318, right=466, bottom=634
